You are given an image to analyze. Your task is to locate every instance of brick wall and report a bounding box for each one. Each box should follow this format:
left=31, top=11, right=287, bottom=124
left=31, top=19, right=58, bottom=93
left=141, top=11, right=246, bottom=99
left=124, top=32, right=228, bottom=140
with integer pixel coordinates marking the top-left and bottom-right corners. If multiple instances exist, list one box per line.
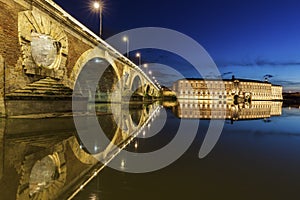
left=0, top=1, right=24, bottom=67
left=0, top=55, right=4, bottom=116
left=0, top=1, right=32, bottom=96
left=0, top=0, right=98, bottom=95
left=65, top=33, right=91, bottom=77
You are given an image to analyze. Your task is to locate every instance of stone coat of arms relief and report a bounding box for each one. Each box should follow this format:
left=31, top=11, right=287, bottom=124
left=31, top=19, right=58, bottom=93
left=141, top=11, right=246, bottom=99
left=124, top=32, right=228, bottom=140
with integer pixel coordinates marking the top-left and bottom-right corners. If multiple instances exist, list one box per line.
left=18, top=8, right=68, bottom=79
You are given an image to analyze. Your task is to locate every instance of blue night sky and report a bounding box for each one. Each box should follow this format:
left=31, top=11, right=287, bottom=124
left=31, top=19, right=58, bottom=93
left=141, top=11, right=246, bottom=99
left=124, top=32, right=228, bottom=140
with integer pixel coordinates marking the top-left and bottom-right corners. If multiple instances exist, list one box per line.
left=54, top=0, right=300, bottom=91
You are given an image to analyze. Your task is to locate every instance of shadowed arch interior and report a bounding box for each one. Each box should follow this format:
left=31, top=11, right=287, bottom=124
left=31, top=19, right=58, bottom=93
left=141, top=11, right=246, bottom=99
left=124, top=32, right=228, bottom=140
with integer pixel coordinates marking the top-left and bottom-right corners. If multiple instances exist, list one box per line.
left=131, top=75, right=143, bottom=94
left=130, top=75, right=143, bottom=101
left=146, top=85, right=150, bottom=95
left=75, top=57, right=119, bottom=102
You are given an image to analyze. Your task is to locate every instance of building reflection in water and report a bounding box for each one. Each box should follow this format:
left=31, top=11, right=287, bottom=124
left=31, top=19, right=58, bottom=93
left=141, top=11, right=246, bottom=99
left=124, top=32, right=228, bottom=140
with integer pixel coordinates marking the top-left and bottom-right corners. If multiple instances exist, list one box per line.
left=0, top=102, right=161, bottom=200
left=171, top=99, right=282, bottom=122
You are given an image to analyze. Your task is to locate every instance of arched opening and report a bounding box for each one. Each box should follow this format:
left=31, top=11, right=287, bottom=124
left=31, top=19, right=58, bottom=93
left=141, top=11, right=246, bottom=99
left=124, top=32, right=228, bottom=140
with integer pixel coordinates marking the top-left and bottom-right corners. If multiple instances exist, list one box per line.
left=244, top=93, right=252, bottom=103
left=129, top=104, right=143, bottom=126
left=146, top=85, right=150, bottom=94
left=144, top=85, right=153, bottom=101
left=75, top=57, right=119, bottom=104
left=130, top=75, right=143, bottom=101
left=98, top=113, right=119, bottom=142
left=234, top=95, right=239, bottom=105
left=97, top=63, right=119, bottom=102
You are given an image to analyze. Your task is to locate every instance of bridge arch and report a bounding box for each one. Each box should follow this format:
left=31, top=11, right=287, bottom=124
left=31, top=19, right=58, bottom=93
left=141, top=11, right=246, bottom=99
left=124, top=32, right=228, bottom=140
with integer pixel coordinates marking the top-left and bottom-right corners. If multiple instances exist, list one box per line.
left=127, top=73, right=144, bottom=101
left=145, top=84, right=151, bottom=95
left=69, top=48, right=121, bottom=90
left=68, top=137, right=98, bottom=165
left=131, top=75, right=143, bottom=95
left=150, top=87, right=155, bottom=96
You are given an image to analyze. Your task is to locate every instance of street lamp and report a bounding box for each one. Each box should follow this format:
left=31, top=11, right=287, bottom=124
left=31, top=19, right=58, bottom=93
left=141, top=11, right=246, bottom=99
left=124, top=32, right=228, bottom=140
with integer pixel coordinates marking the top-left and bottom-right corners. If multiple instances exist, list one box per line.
left=143, top=63, right=149, bottom=74
left=143, top=63, right=148, bottom=69
left=136, top=52, right=141, bottom=67
left=123, top=36, right=129, bottom=57
left=93, top=1, right=103, bottom=37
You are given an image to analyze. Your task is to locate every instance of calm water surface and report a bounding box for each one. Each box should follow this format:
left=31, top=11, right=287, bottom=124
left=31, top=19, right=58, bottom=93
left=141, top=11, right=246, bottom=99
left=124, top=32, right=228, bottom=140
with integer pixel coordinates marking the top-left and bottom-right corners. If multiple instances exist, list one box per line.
left=1, top=102, right=300, bottom=200
left=74, top=104, right=300, bottom=200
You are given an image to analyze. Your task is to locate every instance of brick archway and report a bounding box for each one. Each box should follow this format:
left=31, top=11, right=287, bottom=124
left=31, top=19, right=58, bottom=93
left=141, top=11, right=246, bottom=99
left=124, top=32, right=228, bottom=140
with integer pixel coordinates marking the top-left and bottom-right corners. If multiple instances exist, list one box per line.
left=68, top=48, right=121, bottom=90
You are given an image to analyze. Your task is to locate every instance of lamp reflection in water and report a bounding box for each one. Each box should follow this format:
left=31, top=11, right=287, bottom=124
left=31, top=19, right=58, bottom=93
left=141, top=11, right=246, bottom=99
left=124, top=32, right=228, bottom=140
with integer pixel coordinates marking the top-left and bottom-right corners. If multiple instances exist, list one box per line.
left=121, top=159, right=125, bottom=168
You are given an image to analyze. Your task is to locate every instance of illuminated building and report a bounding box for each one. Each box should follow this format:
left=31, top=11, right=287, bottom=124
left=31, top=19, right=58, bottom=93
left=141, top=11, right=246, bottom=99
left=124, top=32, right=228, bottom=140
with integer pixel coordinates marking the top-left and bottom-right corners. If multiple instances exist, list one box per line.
left=172, top=76, right=283, bottom=101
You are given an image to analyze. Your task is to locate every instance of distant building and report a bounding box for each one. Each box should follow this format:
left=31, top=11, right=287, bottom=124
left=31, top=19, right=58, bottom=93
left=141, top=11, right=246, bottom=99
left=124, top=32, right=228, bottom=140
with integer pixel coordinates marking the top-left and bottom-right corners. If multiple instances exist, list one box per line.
left=172, top=76, right=283, bottom=101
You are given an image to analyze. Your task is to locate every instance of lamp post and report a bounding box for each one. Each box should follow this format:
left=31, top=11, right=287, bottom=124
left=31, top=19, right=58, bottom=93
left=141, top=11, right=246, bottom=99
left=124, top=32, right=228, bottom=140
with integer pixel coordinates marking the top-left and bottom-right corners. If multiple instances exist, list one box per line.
left=143, top=63, right=148, bottom=74
left=136, top=52, right=141, bottom=67
left=123, top=36, right=129, bottom=57
left=93, top=1, right=103, bottom=37
left=143, top=63, right=148, bottom=69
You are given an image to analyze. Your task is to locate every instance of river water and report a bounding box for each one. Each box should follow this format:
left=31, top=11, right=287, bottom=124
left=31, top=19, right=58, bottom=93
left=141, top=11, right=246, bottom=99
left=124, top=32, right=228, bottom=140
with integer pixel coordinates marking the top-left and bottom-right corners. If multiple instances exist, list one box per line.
left=74, top=101, right=300, bottom=200
left=1, top=101, right=300, bottom=199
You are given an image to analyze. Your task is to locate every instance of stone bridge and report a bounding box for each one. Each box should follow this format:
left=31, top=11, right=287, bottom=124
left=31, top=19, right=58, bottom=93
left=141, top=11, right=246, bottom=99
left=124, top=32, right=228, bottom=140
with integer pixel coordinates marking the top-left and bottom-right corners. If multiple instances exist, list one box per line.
left=0, top=0, right=160, bottom=116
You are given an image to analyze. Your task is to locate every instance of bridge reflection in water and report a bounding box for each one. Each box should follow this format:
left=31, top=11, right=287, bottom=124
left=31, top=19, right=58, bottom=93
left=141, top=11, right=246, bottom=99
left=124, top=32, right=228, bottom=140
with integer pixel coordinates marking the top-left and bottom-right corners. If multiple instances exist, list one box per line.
left=170, top=100, right=282, bottom=122
left=0, top=102, right=162, bottom=200
left=0, top=100, right=283, bottom=199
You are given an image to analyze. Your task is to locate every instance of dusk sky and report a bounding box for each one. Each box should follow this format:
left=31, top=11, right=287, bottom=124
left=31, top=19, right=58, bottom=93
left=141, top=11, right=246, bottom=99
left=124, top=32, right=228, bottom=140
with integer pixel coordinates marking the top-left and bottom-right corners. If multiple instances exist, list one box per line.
left=54, top=0, right=300, bottom=91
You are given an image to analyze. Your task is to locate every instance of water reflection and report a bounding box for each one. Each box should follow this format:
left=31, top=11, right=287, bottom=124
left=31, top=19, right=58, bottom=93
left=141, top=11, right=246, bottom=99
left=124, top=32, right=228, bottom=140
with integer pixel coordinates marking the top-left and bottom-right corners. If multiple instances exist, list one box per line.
left=91, top=102, right=162, bottom=168
left=29, top=154, right=62, bottom=196
left=0, top=99, right=293, bottom=199
left=0, top=102, right=160, bottom=199
left=172, top=99, right=282, bottom=122
left=75, top=102, right=300, bottom=200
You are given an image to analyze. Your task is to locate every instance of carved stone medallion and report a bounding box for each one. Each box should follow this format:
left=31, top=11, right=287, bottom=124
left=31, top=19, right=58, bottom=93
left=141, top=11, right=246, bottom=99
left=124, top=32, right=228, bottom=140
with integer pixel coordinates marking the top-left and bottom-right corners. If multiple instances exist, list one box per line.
left=18, top=9, right=68, bottom=79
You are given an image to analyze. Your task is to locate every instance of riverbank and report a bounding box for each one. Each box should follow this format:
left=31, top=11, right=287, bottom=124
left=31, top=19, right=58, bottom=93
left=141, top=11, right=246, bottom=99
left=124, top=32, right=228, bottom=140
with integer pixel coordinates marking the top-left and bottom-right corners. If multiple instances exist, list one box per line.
left=283, top=92, right=300, bottom=107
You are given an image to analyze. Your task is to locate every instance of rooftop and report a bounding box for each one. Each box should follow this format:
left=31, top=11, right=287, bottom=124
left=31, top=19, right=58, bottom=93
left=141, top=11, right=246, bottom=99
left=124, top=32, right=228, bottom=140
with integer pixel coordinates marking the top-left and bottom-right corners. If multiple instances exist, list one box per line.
left=175, top=77, right=281, bottom=86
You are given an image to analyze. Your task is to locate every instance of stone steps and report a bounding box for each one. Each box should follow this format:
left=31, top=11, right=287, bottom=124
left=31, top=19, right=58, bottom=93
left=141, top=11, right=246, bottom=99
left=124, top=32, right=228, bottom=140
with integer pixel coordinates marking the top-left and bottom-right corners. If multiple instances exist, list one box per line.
left=29, top=83, right=69, bottom=88
left=6, top=77, right=73, bottom=98
left=13, top=90, right=72, bottom=95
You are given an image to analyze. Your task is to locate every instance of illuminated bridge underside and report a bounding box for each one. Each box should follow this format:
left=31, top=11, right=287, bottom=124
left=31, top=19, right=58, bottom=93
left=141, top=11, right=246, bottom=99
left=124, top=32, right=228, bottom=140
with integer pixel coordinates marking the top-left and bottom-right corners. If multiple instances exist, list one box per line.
left=0, top=0, right=160, bottom=117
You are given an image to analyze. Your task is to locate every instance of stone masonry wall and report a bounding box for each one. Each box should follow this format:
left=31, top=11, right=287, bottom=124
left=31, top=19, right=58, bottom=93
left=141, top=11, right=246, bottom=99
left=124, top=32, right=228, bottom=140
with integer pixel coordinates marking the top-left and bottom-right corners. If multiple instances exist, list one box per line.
left=0, top=0, right=95, bottom=95
left=0, top=1, right=32, bottom=96
left=0, top=1, right=23, bottom=115
left=0, top=1, right=24, bottom=67
left=65, top=33, right=91, bottom=77
left=0, top=56, right=4, bottom=116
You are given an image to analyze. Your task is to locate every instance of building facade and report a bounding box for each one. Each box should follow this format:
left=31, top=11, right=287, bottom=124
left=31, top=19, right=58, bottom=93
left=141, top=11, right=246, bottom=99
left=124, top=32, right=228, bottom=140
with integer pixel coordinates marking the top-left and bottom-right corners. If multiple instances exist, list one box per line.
left=172, top=77, right=283, bottom=101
